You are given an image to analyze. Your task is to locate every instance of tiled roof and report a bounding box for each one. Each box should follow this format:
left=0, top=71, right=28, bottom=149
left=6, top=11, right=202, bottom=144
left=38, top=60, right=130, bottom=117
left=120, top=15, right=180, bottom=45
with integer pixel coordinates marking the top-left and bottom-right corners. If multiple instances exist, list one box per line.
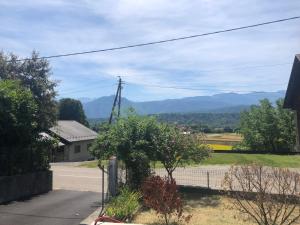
left=39, top=132, right=65, bottom=146
left=49, top=120, right=98, bottom=142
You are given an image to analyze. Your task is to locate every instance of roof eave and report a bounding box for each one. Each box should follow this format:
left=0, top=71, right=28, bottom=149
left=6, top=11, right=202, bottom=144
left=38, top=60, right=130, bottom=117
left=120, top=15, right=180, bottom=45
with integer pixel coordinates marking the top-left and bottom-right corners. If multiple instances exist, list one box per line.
left=283, top=55, right=300, bottom=110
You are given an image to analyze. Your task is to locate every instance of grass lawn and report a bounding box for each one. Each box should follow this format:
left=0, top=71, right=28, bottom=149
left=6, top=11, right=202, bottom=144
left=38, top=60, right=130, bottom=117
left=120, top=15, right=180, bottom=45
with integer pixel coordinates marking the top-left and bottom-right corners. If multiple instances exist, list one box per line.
left=79, top=153, right=300, bottom=168
left=133, top=194, right=254, bottom=225
left=203, top=153, right=300, bottom=168
left=78, top=160, right=107, bottom=168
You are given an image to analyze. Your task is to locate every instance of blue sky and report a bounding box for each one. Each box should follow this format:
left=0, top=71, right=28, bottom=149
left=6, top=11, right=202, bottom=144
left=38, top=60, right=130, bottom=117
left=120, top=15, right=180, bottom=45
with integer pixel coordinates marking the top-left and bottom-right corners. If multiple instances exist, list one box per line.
left=0, top=0, right=299, bottom=101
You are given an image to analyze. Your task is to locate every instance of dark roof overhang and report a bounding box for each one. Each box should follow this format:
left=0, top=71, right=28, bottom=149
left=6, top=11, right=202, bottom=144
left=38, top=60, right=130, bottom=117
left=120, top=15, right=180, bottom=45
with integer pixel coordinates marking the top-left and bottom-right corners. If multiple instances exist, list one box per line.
left=284, top=54, right=300, bottom=110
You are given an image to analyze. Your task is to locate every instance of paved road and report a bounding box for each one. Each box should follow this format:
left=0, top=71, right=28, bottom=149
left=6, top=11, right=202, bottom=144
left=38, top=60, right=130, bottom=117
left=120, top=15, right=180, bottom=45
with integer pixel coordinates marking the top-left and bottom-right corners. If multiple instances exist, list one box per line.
left=0, top=190, right=101, bottom=225
left=0, top=162, right=244, bottom=225
left=51, top=163, right=106, bottom=193
left=51, top=161, right=231, bottom=191
left=51, top=161, right=230, bottom=190
left=154, top=165, right=230, bottom=189
left=0, top=163, right=106, bottom=225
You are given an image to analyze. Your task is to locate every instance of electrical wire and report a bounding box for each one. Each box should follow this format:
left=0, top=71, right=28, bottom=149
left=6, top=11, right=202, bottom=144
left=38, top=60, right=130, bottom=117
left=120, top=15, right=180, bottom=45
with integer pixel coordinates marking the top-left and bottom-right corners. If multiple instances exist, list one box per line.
left=197, top=62, right=291, bottom=73
left=124, top=82, right=256, bottom=93
left=59, top=84, right=116, bottom=95
left=6, top=16, right=300, bottom=62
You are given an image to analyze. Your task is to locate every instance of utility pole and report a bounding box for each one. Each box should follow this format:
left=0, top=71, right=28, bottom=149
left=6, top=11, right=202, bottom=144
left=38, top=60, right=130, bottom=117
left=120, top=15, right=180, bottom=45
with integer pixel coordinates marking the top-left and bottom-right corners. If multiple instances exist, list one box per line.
left=117, top=77, right=122, bottom=117
left=108, top=77, right=122, bottom=124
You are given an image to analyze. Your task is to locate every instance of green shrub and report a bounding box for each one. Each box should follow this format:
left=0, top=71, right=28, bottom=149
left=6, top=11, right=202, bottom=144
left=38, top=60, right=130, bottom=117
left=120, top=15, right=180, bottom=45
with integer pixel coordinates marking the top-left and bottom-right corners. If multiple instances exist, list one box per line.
left=105, top=187, right=141, bottom=221
left=126, top=151, right=151, bottom=190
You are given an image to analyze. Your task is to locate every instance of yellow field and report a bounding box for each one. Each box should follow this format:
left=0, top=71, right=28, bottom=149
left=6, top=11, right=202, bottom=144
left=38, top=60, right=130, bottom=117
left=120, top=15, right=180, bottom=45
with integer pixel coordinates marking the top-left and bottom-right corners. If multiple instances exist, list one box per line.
left=204, top=133, right=242, bottom=146
left=208, top=144, right=233, bottom=150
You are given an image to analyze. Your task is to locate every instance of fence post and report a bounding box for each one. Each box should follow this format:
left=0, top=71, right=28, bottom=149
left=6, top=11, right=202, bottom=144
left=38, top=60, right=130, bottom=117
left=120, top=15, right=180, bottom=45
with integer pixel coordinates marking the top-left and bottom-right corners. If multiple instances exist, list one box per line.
left=207, top=171, right=210, bottom=189
left=108, top=156, right=118, bottom=197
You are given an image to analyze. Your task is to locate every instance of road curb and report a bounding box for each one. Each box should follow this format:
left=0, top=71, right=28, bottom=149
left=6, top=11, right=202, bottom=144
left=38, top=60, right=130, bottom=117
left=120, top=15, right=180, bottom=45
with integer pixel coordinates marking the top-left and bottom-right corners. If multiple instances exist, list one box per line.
left=80, top=207, right=102, bottom=225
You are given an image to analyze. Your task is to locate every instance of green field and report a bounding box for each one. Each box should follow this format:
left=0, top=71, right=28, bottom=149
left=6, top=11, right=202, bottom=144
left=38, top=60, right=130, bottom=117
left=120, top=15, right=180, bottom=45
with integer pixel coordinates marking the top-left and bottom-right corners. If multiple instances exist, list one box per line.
left=203, top=153, right=300, bottom=168
left=79, top=153, right=300, bottom=168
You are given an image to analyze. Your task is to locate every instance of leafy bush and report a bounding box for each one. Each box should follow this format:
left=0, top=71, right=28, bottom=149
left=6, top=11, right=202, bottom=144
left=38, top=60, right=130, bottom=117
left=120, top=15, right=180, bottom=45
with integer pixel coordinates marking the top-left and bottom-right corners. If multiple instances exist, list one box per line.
left=141, top=176, right=191, bottom=225
left=126, top=151, right=151, bottom=190
left=105, top=187, right=141, bottom=221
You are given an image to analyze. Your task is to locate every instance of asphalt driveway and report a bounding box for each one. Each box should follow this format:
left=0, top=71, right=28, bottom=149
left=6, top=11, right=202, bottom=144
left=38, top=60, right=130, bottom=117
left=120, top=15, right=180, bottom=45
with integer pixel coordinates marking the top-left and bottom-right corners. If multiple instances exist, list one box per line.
left=51, top=162, right=106, bottom=193
left=0, top=190, right=101, bottom=225
left=0, top=163, right=106, bottom=225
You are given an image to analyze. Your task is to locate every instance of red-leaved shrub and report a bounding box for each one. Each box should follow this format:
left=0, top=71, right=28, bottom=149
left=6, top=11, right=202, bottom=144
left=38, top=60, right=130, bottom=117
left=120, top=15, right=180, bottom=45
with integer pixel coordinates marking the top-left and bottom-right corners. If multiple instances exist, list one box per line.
left=141, top=175, right=191, bottom=225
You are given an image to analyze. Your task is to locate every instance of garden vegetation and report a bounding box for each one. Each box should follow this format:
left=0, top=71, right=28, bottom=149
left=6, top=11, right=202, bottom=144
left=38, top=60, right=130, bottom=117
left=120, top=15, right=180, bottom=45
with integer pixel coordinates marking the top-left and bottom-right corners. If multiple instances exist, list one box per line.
left=0, top=52, right=56, bottom=176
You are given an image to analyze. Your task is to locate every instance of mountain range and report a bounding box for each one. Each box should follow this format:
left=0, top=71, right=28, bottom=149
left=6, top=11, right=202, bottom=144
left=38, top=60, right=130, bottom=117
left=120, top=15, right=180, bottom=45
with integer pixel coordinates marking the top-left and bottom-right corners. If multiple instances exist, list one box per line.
left=82, top=91, right=285, bottom=118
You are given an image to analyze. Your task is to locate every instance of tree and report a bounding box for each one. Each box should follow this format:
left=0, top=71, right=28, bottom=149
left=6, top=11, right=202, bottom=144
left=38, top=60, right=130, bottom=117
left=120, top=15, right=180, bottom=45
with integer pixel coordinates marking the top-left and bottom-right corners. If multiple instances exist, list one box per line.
left=240, top=99, right=296, bottom=152
left=223, top=165, right=300, bottom=225
left=0, top=80, right=50, bottom=176
left=153, top=124, right=210, bottom=179
left=0, top=80, right=37, bottom=149
left=58, top=98, right=89, bottom=126
left=0, top=51, right=57, bottom=131
left=276, top=99, right=297, bottom=151
left=90, top=110, right=161, bottom=188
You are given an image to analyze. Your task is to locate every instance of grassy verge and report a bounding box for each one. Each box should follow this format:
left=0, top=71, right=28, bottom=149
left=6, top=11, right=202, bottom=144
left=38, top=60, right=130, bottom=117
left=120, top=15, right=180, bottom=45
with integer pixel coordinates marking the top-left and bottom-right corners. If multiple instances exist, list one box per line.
left=77, top=160, right=108, bottom=168
left=133, top=194, right=253, bottom=225
left=78, top=153, right=300, bottom=168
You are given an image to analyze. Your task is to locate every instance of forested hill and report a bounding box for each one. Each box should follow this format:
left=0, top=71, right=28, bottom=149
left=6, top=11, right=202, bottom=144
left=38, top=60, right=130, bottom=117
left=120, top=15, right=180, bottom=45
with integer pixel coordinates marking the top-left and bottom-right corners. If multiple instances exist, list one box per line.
left=82, top=91, right=285, bottom=118
left=88, top=112, right=241, bottom=133
left=155, top=113, right=240, bottom=132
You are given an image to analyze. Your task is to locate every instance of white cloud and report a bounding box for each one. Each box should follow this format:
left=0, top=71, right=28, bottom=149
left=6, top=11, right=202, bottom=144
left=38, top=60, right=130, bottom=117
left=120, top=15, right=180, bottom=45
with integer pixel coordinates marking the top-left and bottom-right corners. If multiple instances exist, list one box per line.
left=0, top=0, right=299, bottom=100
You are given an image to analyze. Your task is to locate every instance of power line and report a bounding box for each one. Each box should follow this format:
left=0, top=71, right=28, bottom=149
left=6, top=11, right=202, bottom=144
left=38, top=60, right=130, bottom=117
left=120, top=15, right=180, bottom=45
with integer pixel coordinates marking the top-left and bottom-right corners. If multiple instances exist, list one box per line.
left=7, top=16, right=300, bottom=62
left=197, top=62, right=291, bottom=73
left=56, top=78, right=112, bottom=92
left=59, top=84, right=116, bottom=95
left=57, top=62, right=288, bottom=95
left=124, top=82, right=256, bottom=93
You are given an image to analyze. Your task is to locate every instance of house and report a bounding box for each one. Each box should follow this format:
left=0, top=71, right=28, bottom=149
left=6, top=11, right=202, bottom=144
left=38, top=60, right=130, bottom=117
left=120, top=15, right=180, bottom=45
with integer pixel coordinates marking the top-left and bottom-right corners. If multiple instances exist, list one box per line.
left=283, top=54, right=300, bottom=150
left=49, top=120, right=98, bottom=162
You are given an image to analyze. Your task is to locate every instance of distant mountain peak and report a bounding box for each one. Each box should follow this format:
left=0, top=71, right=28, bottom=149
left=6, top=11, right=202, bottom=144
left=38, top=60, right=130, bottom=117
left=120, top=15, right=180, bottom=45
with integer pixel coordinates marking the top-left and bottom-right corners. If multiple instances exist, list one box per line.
left=81, top=91, right=286, bottom=118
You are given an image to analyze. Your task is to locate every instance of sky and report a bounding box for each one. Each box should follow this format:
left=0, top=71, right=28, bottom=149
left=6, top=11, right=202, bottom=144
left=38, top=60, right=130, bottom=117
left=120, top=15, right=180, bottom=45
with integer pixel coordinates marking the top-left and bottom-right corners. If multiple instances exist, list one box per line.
left=0, top=0, right=299, bottom=102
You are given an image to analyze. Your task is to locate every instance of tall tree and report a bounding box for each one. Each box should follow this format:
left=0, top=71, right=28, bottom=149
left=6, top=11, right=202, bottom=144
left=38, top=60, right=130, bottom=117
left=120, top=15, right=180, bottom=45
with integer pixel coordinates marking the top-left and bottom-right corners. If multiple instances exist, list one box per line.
left=0, top=51, right=57, bottom=131
left=276, top=99, right=297, bottom=150
left=90, top=110, right=161, bottom=188
left=153, top=124, right=210, bottom=179
left=0, top=80, right=50, bottom=176
left=58, top=98, right=89, bottom=126
left=91, top=110, right=210, bottom=187
left=240, top=98, right=296, bottom=152
left=0, top=80, right=37, bottom=149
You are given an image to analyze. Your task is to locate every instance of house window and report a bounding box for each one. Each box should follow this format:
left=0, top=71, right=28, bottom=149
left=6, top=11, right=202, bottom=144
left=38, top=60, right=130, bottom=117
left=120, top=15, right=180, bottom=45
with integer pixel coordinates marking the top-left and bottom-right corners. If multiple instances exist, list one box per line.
left=74, top=145, right=81, bottom=153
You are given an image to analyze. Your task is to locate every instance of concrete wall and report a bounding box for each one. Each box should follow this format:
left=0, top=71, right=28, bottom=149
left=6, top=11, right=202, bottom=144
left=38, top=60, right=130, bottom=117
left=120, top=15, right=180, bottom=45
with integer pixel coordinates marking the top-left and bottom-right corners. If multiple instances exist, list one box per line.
left=0, top=171, right=52, bottom=204
left=66, top=139, right=94, bottom=161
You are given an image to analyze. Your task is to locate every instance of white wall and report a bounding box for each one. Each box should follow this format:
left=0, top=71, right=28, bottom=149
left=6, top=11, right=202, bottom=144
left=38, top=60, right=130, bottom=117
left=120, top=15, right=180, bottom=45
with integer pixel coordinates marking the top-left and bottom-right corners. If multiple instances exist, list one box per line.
left=66, top=139, right=95, bottom=161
